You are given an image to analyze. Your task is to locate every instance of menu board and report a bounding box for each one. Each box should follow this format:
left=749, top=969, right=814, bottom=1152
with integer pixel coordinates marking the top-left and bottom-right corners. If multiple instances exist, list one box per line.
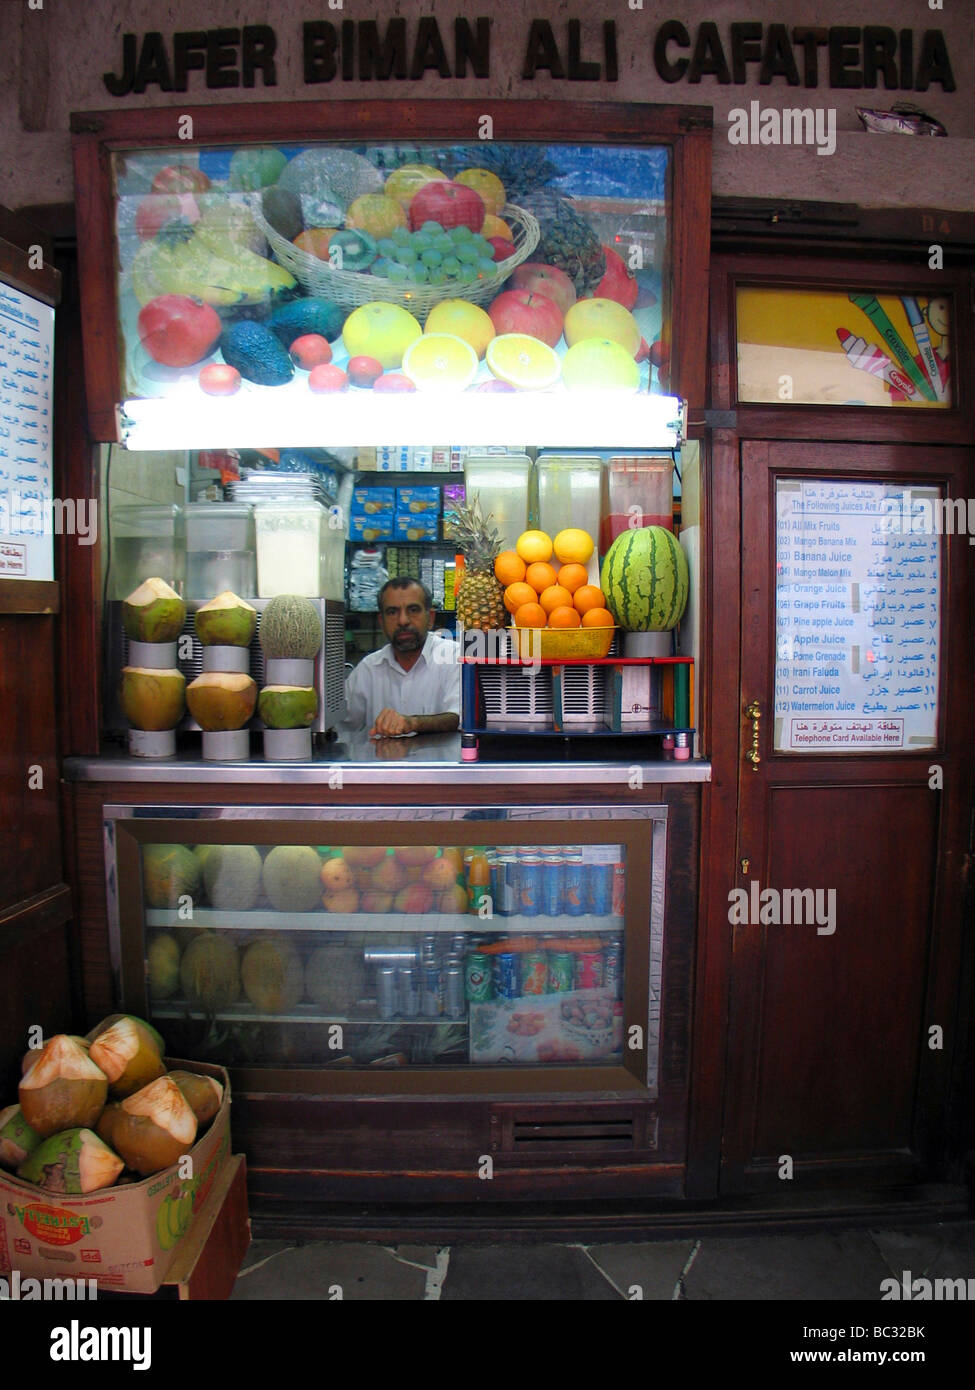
left=775, top=480, right=940, bottom=752
left=0, top=281, right=54, bottom=581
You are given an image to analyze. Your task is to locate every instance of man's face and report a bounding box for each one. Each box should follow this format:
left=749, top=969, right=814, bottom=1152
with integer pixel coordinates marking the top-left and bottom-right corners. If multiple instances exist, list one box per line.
left=379, top=583, right=432, bottom=654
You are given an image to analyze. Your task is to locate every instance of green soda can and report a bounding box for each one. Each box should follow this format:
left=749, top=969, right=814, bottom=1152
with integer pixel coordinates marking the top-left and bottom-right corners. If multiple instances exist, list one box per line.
left=547, top=951, right=576, bottom=993
left=464, top=951, right=493, bottom=1002
left=521, top=950, right=549, bottom=995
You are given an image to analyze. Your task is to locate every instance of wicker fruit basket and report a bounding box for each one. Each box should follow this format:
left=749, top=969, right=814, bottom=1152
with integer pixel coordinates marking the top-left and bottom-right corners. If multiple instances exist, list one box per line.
left=251, top=201, right=540, bottom=319
left=509, top=625, right=616, bottom=660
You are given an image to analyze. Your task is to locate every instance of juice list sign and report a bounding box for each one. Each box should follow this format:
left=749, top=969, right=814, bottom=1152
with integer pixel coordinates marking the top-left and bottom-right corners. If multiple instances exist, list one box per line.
left=0, top=283, right=54, bottom=583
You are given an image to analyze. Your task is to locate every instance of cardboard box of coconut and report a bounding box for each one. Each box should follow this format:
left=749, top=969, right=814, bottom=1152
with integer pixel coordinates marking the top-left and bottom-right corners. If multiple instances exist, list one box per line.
left=0, top=1059, right=231, bottom=1295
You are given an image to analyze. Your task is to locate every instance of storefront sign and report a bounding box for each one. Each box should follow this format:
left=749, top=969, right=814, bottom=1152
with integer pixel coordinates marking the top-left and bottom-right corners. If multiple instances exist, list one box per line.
left=0, top=282, right=54, bottom=583
left=102, top=20, right=956, bottom=95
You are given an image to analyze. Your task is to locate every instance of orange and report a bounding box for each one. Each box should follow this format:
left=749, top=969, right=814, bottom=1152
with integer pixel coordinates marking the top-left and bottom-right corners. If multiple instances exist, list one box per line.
left=525, top=561, right=558, bottom=593
left=539, top=583, right=573, bottom=615
left=481, top=213, right=513, bottom=240
left=293, top=228, right=339, bottom=259
left=573, top=584, right=607, bottom=615
left=553, top=527, right=595, bottom=565
left=513, top=602, right=546, bottom=628
left=548, top=605, right=581, bottom=628
left=504, top=581, right=537, bottom=614
left=557, top=562, right=589, bottom=594
left=494, top=550, right=526, bottom=586
left=581, top=607, right=615, bottom=627
left=515, top=529, right=553, bottom=564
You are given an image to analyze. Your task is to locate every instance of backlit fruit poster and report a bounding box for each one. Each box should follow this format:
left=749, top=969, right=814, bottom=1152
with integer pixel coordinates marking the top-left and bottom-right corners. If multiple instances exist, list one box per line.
left=774, top=479, right=941, bottom=752
left=737, top=288, right=951, bottom=408
left=112, top=141, right=670, bottom=406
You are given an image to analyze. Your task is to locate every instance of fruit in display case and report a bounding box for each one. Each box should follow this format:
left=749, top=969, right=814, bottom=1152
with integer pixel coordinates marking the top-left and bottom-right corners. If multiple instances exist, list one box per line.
left=328, top=227, right=379, bottom=270
left=322, top=888, right=360, bottom=913
left=487, top=290, right=563, bottom=348
left=454, top=167, right=507, bottom=217
left=344, top=194, right=406, bottom=239
left=219, top=320, right=295, bottom=387
left=383, top=163, right=448, bottom=209
left=275, top=148, right=386, bottom=221
left=258, top=685, right=318, bottom=730
left=135, top=193, right=202, bottom=242
left=372, top=372, right=415, bottom=392
left=121, top=577, right=186, bottom=643
left=561, top=337, right=641, bottom=393
left=88, top=1016, right=166, bottom=1100
left=342, top=846, right=388, bottom=869
left=19, top=1036, right=109, bottom=1138
left=304, top=944, right=366, bottom=1014
left=393, top=883, right=435, bottom=914
left=169, top=1071, right=223, bottom=1126
left=151, top=166, right=211, bottom=195
left=179, top=932, right=241, bottom=1011
left=194, top=590, right=258, bottom=647
left=507, top=262, right=577, bottom=316
left=0, top=1105, right=41, bottom=1169
left=341, top=301, right=422, bottom=369
left=401, top=333, right=479, bottom=391
left=423, top=300, right=496, bottom=359
left=228, top=146, right=288, bottom=191
left=292, top=228, right=339, bottom=259
left=109, top=1076, right=198, bottom=1178
left=346, top=355, right=384, bottom=388
left=241, top=938, right=305, bottom=1013
left=393, top=846, right=439, bottom=868
left=563, top=298, right=641, bottom=355
left=445, top=498, right=507, bottom=631
left=487, top=236, right=515, bottom=261
left=320, top=854, right=355, bottom=894
left=17, top=1128, right=124, bottom=1195
left=289, top=334, right=333, bottom=369
left=259, top=594, right=323, bottom=660
left=594, top=245, right=639, bottom=310
left=202, top=844, right=263, bottom=911
left=262, top=184, right=304, bottom=241
left=141, top=844, right=200, bottom=909
left=309, top=363, right=349, bottom=392
left=131, top=220, right=296, bottom=309
left=370, top=855, right=408, bottom=894
left=147, top=932, right=181, bottom=1000
left=438, top=883, right=470, bottom=914
left=408, top=180, right=486, bottom=232
left=601, top=525, right=690, bottom=631
left=268, top=297, right=345, bottom=346
left=198, top=363, right=241, bottom=395
left=421, top=855, right=462, bottom=891
left=186, top=671, right=257, bottom=731
left=262, top=845, right=324, bottom=911
left=484, top=334, right=561, bottom=391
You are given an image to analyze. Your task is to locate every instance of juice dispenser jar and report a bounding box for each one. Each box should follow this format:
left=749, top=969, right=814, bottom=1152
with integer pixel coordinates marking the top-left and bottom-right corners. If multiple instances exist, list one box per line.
left=535, top=454, right=602, bottom=544
left=600, top=456, right=674, bottom=552
left=463, top=454, right=531, bottom=551
left=109, top=504, right=184, bottom=599
left=254, top=500, right=328, bottom=598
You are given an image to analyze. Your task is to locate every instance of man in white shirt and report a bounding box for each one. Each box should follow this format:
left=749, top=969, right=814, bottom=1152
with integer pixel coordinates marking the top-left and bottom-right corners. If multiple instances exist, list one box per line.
left=344, top=578, right=461, bottom=738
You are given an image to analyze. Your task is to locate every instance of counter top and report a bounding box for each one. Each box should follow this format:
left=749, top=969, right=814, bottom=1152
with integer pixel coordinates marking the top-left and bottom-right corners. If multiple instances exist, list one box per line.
left=63, top=734, right=711, bottom=786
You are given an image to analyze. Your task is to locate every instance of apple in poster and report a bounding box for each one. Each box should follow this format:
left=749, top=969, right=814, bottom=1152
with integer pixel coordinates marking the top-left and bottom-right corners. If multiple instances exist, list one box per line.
left=488, top=290, right=564, bottom=348
left=408, top=180, right=486, bottom=232
left=507, top=262, right=577, bottom=316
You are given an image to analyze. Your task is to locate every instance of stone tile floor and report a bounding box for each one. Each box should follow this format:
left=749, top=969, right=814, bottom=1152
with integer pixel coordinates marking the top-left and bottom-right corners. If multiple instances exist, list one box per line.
left=230, top=1220, right=975, bottom=1300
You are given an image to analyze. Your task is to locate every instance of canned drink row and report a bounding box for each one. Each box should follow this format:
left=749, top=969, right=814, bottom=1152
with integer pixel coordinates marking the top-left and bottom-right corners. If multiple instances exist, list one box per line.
left=464, top=940, right=624, bottom=1001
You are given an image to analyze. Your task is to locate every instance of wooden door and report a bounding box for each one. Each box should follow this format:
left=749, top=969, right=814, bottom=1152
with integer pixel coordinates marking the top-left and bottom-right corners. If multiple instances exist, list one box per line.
left=721, top=439, right=974, bottom=1193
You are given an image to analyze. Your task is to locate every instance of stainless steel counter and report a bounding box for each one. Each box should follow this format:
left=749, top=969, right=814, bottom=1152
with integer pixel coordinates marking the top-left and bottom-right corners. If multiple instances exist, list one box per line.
left=63, top=734, right=711, bottom=786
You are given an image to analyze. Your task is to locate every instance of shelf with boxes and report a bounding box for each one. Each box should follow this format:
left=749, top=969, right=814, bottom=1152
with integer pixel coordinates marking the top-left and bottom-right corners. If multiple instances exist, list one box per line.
left=461, top=650, right=694, bottom=755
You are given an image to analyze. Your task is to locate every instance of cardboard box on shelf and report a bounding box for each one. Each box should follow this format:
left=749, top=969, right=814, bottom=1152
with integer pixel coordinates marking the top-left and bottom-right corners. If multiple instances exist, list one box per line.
left=353, top=487, right=395, bottom=510
left=0, top=1060, right=231, bottom=1296
left=393, top=513, right=439, bottom=542
left=160, top=1153, right=249, bottom=1301
left=350, top=510, right=394, bottom=542
left=395, top=486, right=440, bottom=514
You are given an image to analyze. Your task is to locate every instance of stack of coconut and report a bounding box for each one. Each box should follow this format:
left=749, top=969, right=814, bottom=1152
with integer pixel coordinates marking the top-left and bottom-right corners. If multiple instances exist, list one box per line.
left=186, top=591, right=259, bottom=761
left=118, top=579, right=188, bottom=758
left=256, top=594, right=322, bottom=761
left=0, top=1017, right=222, bottom=1195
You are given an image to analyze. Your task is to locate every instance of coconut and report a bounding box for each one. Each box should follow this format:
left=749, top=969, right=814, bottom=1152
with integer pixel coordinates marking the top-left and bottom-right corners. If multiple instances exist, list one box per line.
left=120, top=667, right=186, bottom=731
left=241, top=937, right=304, bottom=1013
left=96, top=1102, right=122, bottom=1149
left=203, top=844, right=263, bottom=910
left=194, top=591, right=258, bottom=647
left=110, top=1076, right=198, bottom=1177
left=186, top=671, right=257, bottom=731
left=89, top=1016, right=167, bottom=1099
left=168, top=1071, right=223, bottom=1126
left=18, top=1128, right=124, bottom=1194
left=88, top=1014, right=166, bottom=1055
left=121, top=577, right=186, bottom=643
left=21, top=1035, right=90, bottom=1076
left=18, top=1036, right=109, bottom=1139
left=0, top=1105, right=41, bottom=1169
left=262, top=845, right=323, bottom=912
left=258, top=685, right=318, bottom=729
left=180, top=932, right=240, bottom=1011
left=142, top=843, right=200, bottom=908
left=148, top=932, right=181, bottom=998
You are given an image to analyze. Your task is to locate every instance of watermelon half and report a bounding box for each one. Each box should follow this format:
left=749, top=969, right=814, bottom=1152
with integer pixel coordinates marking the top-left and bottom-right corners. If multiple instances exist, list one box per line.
left=600, top=526, right=689, bottom=632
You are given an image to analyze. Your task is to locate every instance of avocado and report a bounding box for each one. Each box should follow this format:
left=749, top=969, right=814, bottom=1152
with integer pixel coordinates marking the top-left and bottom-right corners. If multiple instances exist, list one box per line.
left=262, top=185, right=304, bottom=241
left=220, top=320, right=295, bottom=386
left=268, top=298, right=345, bottom=347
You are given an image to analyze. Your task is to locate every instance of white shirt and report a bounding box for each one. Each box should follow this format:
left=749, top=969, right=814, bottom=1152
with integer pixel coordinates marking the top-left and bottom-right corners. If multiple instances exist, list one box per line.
left=343, top=633, right=461, bottom=731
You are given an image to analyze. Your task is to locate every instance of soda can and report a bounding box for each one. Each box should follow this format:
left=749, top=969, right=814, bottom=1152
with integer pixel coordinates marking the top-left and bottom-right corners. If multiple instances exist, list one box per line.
left=492, top=952, right=521, bottom=999
left=547, top=951, right=576, bottom=993
left=541, top=858, right=564, bottom=917
left=589, top=863, right=614, bottom=916
left=562, top=856, right=586, bottom=916
left=612, top=862, right=626, bottom=917
left=421, top=961, right=441, bottom=1017
left=521, top=950, right=549, bottom=995
left=575, top=950, right=604, bottom=990
left=490, top=858, right=509, bottom=916
left=464, top=951, right=493, bottom=1002
left=517, top=857, right=543, bottom=917
left=603, top=939, right=624, bottom=998
left=398, top=966, right=419, bottom=1018
left=445, top=965, right=466, bottom=1019
left=378, top=966, right=397, bottom=1019
left=451, top=933, right=470, bottom=957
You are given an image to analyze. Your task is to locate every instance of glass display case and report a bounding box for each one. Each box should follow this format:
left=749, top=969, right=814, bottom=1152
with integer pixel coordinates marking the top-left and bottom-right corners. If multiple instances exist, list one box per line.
left=105, top=805, right=667, bottom=1094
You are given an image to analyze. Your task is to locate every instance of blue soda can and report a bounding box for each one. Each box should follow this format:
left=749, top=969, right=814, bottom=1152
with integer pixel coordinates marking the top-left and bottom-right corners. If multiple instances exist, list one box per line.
left=517, top=857, right=543, bottom=917
left=603, top=939, right=624, bottom=998
left=491, top=858, right=508, bottom=916
left=589, top=863, right=614, bottom=916
left=492, top=951, right=521, bottom=999
left=541, top=857, right=564, bottom=917
left=562, top=856, right=586, bottom=916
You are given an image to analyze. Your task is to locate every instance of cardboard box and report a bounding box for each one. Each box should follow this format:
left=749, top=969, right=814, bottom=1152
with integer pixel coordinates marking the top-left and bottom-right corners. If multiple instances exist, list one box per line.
left=161, top=1154, right=249, bottom=1301
left=353, top=486, right=395, bottom=510
left=394, top=513, right=439, bottom=541
left=349, top=510, right=394, bottom=541
left=395, top=486, right=440, bottom=514
left=0, top=1060, right=231, bottom=1295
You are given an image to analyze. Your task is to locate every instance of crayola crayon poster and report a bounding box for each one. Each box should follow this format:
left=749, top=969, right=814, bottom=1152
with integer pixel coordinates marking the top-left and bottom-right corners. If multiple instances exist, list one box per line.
left=737, top=288, right=951, bottom=408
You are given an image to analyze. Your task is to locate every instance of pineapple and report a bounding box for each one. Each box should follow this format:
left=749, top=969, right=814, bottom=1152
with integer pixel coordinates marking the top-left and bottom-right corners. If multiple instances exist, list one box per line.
left=445, top=498, right=508, bottom=631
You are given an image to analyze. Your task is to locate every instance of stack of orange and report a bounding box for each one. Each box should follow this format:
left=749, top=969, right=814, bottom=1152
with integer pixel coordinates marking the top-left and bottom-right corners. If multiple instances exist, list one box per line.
left=493, top=528, right=615, bottom=630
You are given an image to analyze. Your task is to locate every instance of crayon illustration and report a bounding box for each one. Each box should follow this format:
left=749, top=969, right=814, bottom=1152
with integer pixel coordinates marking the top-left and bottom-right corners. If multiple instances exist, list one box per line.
left=848, top=294, right=938, bottom=402
left=836, top=329, right=922, bottom=400
left=901, top=297, right=947, bottom=401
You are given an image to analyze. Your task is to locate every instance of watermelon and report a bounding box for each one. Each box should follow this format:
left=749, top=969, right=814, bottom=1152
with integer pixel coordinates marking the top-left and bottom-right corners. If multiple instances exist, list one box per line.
left=600, top=526, right=689, bottom=632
